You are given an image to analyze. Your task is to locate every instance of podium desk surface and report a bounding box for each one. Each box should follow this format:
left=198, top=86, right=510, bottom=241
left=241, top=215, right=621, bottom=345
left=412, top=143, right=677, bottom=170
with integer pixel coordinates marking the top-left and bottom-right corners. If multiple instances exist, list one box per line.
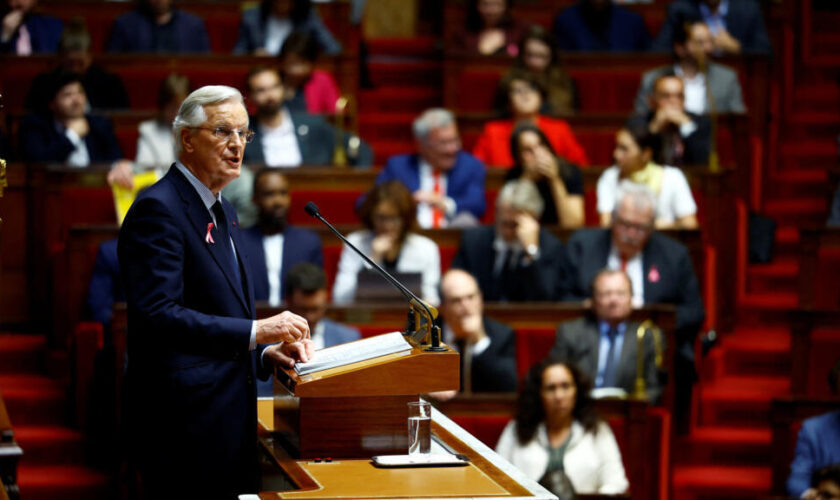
left=256, top=398, right=557, bottom=500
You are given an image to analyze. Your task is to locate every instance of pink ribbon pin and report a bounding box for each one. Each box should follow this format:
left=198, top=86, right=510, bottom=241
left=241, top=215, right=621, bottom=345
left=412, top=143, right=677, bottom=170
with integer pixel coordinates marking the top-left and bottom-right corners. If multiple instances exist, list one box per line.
left=648, top=265, right=660, bottom=283
left=205, top=222, right=215, bottom=244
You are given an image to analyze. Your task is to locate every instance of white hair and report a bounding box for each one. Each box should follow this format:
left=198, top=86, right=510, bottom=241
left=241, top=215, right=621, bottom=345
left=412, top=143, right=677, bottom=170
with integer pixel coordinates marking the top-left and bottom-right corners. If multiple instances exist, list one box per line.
left=613, top=180, right=657, bottom=221
left=412, top=108, right=456, bottom=142
left=172, top=85, right=245, bottom=157
left=497, top=179, right=544, bottom=218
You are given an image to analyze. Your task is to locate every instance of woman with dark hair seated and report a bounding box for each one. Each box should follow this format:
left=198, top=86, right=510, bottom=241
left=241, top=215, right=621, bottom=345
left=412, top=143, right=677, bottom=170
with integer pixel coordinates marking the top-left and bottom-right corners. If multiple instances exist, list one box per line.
left=496, top=25, right=576, bottom=117
left=496, top=356, right=629, bottom=497
left=234, top=0, right=340, bottom=56
left=279, top=31, right=341, bottom=115
left=451, top=0, right=528, bottom=57
left=473, top=69, right=588, bottom=169
left=505, top=123, right=584, bottom=228
left=332, top=181, right=441, bottom=306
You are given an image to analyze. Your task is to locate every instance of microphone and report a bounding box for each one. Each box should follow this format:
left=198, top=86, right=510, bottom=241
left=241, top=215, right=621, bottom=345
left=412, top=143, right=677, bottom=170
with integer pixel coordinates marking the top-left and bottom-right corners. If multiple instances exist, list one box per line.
left=304, top=202, right=445, bottom=351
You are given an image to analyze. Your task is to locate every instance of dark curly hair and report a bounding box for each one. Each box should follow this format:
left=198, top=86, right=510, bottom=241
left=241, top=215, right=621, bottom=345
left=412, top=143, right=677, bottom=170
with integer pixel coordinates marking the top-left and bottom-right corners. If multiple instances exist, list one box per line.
left=356, top=181, right=417, bottom=244
left=514, top=354, right=601, bottom=445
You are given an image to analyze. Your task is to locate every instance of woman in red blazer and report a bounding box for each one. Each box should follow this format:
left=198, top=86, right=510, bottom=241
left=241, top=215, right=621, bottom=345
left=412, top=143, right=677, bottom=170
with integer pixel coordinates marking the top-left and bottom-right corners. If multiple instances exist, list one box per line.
left=473, top=70, right=589, bottom=169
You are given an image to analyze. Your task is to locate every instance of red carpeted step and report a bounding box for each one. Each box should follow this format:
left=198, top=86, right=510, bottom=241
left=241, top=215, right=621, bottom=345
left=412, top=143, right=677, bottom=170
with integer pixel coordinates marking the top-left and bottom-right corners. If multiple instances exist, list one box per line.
left=746, top=258, right=799, bottom=295
left=358, top=112, right=420, bottom=143
left=738, top=292, right=798, bottom=310
left=766, top=169, right=831, bottom=199
left=14, top=426, right=86, bottom=465
left=366, top=37, right=439, bottom=58
left=699, top=376, right=790, bottom=426
left=358, top=87, right=441, bottom=113
left=0, top=334, right=46, bottom=374
left=672, top=465, right=771, bottom=499
left=369, top=139, right=414, bottom=165
left=367, top=61, right=442, bottom=88
left=18, top=465, right=112, bottom=500
left=674, top=427, right=772, bottom=466
left=0, top=375, right=68, bottom=426
left=719, top=327, right=791, bottom=377
left=762, top=198, right=828, bottom=226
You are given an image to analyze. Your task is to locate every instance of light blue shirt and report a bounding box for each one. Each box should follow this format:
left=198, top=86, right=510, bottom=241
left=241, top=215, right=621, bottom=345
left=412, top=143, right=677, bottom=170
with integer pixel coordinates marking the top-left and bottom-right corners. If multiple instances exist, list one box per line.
left=174, top=161, right=257, bottom=350
left=699, top=0, right=729, bottom=36
left=596, top=321, right=625, bottom=388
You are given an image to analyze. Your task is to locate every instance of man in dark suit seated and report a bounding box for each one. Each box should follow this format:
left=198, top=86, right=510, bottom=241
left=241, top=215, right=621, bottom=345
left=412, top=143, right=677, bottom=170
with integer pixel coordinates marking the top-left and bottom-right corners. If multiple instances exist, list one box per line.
left=240, top=167, right=323, bottom=305
left=630, top=74, right=711, bottom=167
left=553, top=0, right=650, bottom=52
left=428, top=268, right=517, bottom=401
left=0, top=0, right=62, bottom=54
left=560, top=182, right=704, bottom=431
left=374, top=108, right=486, bottom=228
left=118, top=85, right=312, bottom=498
left=551, top=269, right=661, bottom=403
left=107, top=0, right=210, bottom=53
left=258, top=262, right=360, bottom=396
left=452, top=179, right=563, bottom=302
left=243, top=65, right=373, bottom=168
left=652, top=0, right=771, bottom=55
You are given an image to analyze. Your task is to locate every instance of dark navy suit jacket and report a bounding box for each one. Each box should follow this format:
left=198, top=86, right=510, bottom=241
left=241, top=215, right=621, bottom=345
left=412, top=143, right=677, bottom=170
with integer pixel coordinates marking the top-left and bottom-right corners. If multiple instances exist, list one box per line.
left=651, top=0, right=771, bottom=54
left=118, top=166, right=265, bottom=497
left=787, top=410, right=840, bottom=497
left=470, top=317, right=518, bottom=393
left=18, top=113, right=123, bottom=164
left=376, top=151, right=487, bottom=221
left=86, top=239, right=124, bottom=328
left=0, top=12, right=62, bottom=54
left=107, top=9, right=210, bottom=53
left=553, top=3, right=650, bottom=52
left=559, top=228, right=705, bottom=364
left=239, top=224, right=324, bottom=302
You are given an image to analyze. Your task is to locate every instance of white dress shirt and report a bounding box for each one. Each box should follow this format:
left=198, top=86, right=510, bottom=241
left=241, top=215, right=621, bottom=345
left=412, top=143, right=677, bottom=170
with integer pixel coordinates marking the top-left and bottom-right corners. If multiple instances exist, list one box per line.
left=607, top=245, right=644, bottom=308
left=262, top=233, right=284, bottom=306
left=262, top=109, right=303, bottom=168
left=63, top=125, right=90, bottom=167
left=416, top=159, right=456, bottom=228
left=675, top=65, right=707, bottom=114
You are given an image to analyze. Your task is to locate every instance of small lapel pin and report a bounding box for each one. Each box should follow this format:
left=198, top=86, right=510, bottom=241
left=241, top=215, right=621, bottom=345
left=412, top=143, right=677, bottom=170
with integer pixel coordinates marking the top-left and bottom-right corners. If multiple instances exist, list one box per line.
left=648, top=265, right=660, bottom=283
left=205, top=222, right=215, bottom=244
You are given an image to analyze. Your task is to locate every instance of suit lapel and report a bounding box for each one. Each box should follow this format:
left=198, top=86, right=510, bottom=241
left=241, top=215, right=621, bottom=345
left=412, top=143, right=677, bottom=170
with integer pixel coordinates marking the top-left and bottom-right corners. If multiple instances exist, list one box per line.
left=617, top=322, right=639, bottom=388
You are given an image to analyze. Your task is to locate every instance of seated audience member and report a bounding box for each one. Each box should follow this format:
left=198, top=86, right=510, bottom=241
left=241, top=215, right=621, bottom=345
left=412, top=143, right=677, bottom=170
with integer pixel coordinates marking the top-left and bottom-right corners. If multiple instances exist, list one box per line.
left=429, top=269, right=518, bottom=401
left=552, top=0, right=650, bottom=52
left=332, top=181, right=441, bottom=305
left=243, top=66, right=372, bottom=168
left=279, top=31, right=342, bottom=115
left=496, top=356, right=629, bottom=496
left=19, top=73, right=130, bottom=173
left=474, top=70, right=589, bottom=169
left=234, top=0, right=340, bottom=56
left=505, top=123, right=584, bottom=228
left=561, top=183, right=704, bottom=432
left=598, top=125, right=698, bottom=229
left=829, top=182, right=840, bottom=227
left=802, top=465, right=840, bottom=500
left=451, top=0, right=528, bottom=57
left=1, top=0, right=62, bottom=54
left=652, top=0, right=771, bottom=55
left=496, top=26, right=576, bottom=117
left=551, top=269, right=661, bottom=402
left=107, top=0, right=210, bottom=53
left=26, top=19, right=129, bottom=113
left=631, top=74, right=711, bottom=167
left=240, top=168, right=323, bottom=306
left=787, top=359, right=840, bottom=498
left=257, top=262, right=360, bottom=396
left=86, top=238, right=123, bottom=333
left=135, top=73, right=190, bottom=170
left=452, top=179, right=563, bottom=302
left=634, top=20, right=745, bottom=116
left=376, top=108, right=485, bottom=228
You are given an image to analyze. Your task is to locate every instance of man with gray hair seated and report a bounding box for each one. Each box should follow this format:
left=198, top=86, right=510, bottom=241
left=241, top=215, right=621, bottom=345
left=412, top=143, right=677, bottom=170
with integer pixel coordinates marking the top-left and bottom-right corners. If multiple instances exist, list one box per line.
left=452, top=179, right=564, bottom=301
left=559, top=181, right=704, bottom=432
left=373, top=107, right=486, bottom=228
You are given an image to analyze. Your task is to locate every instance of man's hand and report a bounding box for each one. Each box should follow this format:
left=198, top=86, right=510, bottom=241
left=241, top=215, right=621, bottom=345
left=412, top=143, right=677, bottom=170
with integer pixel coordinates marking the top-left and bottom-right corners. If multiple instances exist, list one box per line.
left=650, top=108, right=690, bottom=133
left=515, top=212, right=540, bottom=248
left=1, top=9, right=24, bottom=42
left=107, top=160, right=135, bottom=190
left=263, top=339, right=315, bottom=368
left=65, top=117, right=90, bottom=138
left=532, top=148, right=560, bottom=181
left=370, top=234, right=396, bottom=261
left=256, top=311, right=310, bottom=344
left=713, top=29, right=741, bottom=54
left=413, top=190, right=446, bottom=210
left=426, top=390, right=458, bottom=402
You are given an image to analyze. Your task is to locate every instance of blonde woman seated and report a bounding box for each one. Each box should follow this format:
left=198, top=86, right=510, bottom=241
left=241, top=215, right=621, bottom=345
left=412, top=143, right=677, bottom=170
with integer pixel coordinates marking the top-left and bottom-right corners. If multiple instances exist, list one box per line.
left=332, top=181, right=441, bottom=305
left=496, top=356, right=629, bottom=498
left=597, top=122, right=698, bottom=229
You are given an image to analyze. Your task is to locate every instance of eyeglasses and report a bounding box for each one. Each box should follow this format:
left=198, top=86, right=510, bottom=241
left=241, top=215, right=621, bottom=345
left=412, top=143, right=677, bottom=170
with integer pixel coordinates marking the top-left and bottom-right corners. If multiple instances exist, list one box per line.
left=614, top=215, right=653, bottom=233
left=191, top=126, right=255, bottom=144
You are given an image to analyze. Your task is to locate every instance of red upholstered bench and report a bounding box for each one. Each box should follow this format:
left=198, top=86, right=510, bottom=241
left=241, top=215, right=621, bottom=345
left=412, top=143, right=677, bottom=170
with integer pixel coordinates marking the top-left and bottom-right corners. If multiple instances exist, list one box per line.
left=514, top=327, right=557, bottom=380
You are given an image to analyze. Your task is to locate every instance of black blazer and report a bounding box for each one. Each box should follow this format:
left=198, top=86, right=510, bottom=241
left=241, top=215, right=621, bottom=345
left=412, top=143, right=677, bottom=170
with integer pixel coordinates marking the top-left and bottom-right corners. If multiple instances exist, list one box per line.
left=451, top=225, right=564, bottom=302
left=559, top=228, right=705, bottom=363
left=244, top=111, right=373, bottom=168
left=627, top=112, right=711, bottom=167
left=19, top=113, right=123, bottom=164
left=551, top=316, right=662, bottom=403
left=468, top=316, right=519, bottom=393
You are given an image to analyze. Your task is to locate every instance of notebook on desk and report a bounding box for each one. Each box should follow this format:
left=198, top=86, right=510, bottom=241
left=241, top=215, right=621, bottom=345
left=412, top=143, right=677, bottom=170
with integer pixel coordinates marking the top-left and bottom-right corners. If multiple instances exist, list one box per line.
left=355, top=269, right=422, bottom=303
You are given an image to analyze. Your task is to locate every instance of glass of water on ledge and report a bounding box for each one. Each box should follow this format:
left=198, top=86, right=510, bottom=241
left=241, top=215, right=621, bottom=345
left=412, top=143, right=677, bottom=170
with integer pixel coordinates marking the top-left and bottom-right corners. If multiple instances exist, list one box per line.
left=407, top=400, right=431, bottom=456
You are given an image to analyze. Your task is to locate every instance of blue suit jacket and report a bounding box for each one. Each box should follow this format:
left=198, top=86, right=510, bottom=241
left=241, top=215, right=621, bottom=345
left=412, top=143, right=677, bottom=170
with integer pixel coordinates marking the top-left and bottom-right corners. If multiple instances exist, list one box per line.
left=118, top=166, right=264, bottom=497
left=651, top=0, right=771, bottom=54
left=86, top=239, right=124, bottom=328
left=553, top=4, right=650, bottom=52
left=0, top=13, right=62, bottom=54
left=239, top=224, right=324, bottom=302
left=787, top=410, right=840, bottom=497
left=233, top=6, right=341, bottom=55
left=376, top=152, right=487, bottom=221
left=19, top=113, right=123, bottom=164
left=108, top=9, right=210, bottom=53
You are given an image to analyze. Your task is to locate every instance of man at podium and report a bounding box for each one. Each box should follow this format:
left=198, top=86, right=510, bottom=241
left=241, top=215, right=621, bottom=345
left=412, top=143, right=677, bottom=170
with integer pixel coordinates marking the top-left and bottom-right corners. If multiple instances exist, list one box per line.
left=118, top=85, right=313, bottom=499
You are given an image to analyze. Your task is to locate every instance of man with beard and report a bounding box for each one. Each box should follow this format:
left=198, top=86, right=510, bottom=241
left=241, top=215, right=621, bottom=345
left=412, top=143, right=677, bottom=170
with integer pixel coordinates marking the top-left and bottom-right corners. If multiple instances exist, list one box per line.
left=108, top=0, right=209, bottom=53
left=553, top=0, right=650, bottom=52
left=243, top=65, right=372, bottom=168
left=239, top=167, right=323, bottom=306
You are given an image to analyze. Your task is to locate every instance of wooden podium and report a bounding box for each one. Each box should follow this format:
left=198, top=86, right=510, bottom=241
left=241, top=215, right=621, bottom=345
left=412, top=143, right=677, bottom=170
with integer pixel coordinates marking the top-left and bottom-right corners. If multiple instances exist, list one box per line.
left=272, top=337, right=460, bottom=458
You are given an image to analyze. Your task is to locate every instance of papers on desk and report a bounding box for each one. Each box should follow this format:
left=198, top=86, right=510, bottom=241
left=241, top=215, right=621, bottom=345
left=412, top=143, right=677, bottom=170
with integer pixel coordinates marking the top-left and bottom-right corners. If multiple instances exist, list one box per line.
left=294, top=331, right=412, bottom=376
